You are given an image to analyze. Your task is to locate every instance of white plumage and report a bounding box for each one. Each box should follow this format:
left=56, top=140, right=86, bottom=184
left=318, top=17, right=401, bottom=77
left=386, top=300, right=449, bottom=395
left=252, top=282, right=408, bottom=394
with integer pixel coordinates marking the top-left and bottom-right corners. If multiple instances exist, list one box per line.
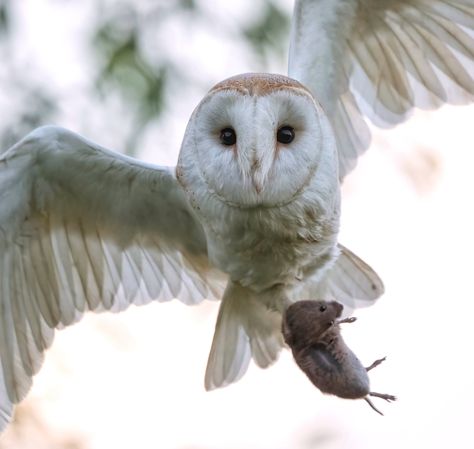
left=289, top=0, right=474, bottom=177
left=0, top=0, right=472, bottom=432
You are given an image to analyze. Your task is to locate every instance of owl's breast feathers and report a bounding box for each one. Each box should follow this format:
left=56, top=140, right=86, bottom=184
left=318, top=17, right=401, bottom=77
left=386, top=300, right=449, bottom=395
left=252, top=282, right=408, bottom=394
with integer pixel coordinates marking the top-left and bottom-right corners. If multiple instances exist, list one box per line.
left=203, top=200, right=340, bottom=293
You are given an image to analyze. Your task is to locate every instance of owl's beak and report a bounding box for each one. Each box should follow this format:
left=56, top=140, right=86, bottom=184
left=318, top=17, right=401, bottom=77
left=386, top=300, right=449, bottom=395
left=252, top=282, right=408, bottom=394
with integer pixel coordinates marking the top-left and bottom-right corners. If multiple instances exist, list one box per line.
left=248, top=142, right=273, bottom=194
left=251, top=159, right=265, bottom=194
left=252, top=175, right=263, bottom=194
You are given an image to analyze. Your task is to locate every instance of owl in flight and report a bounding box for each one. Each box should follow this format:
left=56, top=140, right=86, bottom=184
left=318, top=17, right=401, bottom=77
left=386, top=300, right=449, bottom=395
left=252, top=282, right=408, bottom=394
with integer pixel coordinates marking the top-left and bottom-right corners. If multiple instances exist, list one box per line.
left=0, top=0, right=472, bottom=431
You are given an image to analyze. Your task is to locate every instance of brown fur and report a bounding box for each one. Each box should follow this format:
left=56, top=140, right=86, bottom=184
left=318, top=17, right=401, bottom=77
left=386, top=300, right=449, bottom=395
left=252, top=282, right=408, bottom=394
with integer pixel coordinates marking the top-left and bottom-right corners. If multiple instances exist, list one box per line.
left=282, top=300, right=396, bottom=415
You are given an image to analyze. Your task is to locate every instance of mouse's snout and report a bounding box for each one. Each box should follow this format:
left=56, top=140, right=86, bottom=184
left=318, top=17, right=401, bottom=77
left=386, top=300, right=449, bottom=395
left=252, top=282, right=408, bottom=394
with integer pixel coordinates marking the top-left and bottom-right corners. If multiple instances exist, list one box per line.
left=328, top=301, right=344, bottom=318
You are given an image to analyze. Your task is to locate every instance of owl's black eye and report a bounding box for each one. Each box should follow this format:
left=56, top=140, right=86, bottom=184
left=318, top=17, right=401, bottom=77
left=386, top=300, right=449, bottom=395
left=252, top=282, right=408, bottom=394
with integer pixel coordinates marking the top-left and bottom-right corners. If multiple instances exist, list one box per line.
left=220, top=127, right=236, bottom=146
left=277, top=126, right=295, bottom=144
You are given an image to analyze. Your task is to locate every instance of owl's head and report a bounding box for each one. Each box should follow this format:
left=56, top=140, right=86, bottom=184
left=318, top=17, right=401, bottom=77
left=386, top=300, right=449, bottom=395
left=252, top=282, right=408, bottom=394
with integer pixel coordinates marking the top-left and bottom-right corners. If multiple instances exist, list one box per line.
left=177, top=73, right=339, bottom=209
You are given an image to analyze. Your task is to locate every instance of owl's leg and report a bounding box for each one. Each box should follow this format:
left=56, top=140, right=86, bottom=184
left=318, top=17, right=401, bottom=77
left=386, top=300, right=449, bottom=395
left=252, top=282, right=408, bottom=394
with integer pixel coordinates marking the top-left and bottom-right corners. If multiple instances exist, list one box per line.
left=258, top=283, right=292, bottom=314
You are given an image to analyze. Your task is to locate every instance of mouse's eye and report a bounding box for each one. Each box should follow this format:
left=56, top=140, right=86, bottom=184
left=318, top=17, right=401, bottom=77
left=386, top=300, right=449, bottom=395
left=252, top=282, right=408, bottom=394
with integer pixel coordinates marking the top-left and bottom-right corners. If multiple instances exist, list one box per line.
left=319, top=304, right=327, bottom=312
left=328, top=320, right=334, bottom=326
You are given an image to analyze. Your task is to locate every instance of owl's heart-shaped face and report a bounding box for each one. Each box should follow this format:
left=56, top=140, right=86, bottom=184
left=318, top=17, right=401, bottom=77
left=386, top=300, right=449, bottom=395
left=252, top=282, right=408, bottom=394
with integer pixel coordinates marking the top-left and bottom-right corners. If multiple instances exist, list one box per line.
left=178, top=73, right=338, bottom=209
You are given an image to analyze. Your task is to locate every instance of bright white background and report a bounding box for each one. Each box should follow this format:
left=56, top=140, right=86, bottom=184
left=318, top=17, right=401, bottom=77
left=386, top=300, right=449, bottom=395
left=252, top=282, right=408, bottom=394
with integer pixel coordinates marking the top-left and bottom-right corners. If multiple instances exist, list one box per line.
left=1, top=1, right=473, bottom=448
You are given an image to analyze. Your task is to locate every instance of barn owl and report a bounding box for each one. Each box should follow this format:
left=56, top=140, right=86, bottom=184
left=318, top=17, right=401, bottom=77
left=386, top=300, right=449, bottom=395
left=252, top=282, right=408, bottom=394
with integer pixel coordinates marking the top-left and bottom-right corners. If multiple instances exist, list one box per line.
left=0, top=0, right=473, bottom=432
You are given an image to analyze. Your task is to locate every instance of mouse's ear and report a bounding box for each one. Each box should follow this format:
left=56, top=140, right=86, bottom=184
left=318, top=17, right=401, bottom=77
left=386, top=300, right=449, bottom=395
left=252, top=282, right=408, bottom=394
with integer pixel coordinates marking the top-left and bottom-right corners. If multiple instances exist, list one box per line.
left=296, top=244, right=384, bottom=312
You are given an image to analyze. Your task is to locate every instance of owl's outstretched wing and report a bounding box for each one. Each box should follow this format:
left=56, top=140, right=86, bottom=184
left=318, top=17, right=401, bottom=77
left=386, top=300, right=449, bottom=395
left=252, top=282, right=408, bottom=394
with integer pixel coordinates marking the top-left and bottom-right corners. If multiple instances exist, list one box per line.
left=289, top=0, right=474, bottom=179
left=0, top=126, right=225, bottom=431
left=298, top=244, right=384, bottom=310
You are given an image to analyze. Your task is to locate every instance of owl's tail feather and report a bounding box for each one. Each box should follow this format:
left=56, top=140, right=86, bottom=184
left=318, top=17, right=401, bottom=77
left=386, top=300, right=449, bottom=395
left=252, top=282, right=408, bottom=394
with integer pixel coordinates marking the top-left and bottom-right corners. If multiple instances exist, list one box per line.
left=204, top=281, right=284, bottom=390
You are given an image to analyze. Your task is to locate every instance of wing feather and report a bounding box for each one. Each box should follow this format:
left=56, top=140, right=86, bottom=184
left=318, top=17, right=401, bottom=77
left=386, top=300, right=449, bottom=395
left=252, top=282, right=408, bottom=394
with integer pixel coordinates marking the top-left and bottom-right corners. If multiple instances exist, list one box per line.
left=289, top=0, right=474, bottom=179
left=298, top=244, right=384, bottom=310
left=403, top=15, right=474, bottom=93
left=11, top=259, right=37, bottom=377
left=19, top=246, right=55, bottom=353
left=383, top=14, right=447, bottom=102
left=0, top=126, right=226, bottom=431
left=416, top=7, right=474, bottom=59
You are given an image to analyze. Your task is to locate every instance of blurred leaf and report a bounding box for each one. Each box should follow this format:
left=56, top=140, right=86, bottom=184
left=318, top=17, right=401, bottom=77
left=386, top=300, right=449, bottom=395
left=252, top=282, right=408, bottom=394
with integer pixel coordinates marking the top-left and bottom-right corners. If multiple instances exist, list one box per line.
left=242, top=2, right=290, bottom=66
left=94, top=18, right=170, bottom=153
left=1, top=87, right=56, bottom=151
left=141, top=66, right=167, bottom=118
left=0, top=0, right=10, bottom=36
left=179, top=0, right=196, bottom=10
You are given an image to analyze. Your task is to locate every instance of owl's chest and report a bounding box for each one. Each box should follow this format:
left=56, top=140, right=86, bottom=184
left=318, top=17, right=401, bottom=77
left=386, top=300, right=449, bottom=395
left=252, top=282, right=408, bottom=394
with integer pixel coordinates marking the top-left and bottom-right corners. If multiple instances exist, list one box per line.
left=204, top=206, right=338, bottom=291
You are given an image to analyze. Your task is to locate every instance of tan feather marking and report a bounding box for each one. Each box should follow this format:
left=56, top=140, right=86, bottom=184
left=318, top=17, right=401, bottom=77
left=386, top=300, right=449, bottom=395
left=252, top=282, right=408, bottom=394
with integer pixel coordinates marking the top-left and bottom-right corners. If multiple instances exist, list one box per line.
left=209, top=73, right=313, bottom=97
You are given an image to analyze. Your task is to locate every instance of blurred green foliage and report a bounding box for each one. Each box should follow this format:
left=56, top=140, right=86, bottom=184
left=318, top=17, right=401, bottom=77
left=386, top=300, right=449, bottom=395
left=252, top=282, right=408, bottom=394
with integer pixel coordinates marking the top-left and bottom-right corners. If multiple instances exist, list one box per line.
left=0, top=0, right=290, bottom=154
left=0, top=0, right=9, bottom=35
left=0, top=0, right=58, bottom=150
left=243, top=2, right=290, bottom=66
left=0, top=86, right=57, bottom=150
left=90, top=0, right=289, bottom=152
left=94, top=6, right=169, bottom=117
left=93, top=8, right=170, bottom=153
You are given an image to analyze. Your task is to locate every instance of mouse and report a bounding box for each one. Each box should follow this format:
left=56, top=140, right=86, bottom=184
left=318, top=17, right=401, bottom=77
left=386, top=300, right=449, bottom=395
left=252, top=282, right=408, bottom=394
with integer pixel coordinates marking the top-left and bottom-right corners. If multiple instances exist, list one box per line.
left=282, top=300, right=396, bottom=415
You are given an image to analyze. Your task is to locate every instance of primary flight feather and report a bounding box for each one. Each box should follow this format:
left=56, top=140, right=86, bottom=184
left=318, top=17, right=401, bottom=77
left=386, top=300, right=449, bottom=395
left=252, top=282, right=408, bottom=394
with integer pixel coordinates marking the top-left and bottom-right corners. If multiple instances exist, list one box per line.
left=0, top=0, right=472, bottom=432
